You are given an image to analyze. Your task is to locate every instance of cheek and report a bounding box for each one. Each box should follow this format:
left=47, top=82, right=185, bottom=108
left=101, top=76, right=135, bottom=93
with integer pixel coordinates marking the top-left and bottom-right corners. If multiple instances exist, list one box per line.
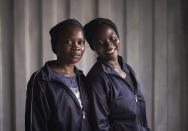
left=116, top=40, right=120, bottom=51
left=56, top=50, right=65, bottom=58
left=95, top=47, right=104, bottom=56
left=80, top=45, right=85, bottom=54
left=56, top=47, right=69, bottom=56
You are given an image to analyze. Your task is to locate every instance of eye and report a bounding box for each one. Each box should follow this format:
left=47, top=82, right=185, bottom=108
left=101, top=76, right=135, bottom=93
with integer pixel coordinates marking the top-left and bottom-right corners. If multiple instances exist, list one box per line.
left=110, top=35, right=117, bottom=41
left=65, top=40, right=72, bottom=45
left=96, top=40, right=104, bottom=46
left=78, top=40, right=85, bottom=46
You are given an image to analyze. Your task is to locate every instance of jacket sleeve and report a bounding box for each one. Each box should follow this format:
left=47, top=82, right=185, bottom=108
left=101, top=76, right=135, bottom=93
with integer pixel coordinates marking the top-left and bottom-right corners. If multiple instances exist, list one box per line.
left=25, top=72, right=50, bottom=131
left=127, top=64, right=150, bottom=131
left=87, top=75, right=111, bottom=131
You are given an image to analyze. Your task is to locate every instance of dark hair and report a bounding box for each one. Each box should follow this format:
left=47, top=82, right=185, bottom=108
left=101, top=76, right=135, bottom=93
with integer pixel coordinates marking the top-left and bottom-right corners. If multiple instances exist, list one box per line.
left=49, top=19, right=84, bottom=54
left=84, top=18, right=119, bottom=50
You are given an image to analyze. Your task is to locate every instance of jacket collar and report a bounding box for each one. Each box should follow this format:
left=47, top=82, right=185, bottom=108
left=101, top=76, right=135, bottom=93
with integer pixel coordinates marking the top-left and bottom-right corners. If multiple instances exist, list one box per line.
left=97, top=56, right=140, bottom=94
left=40, top=61, right=83, bottom=82
left=97, top=55, right=130, bottom=75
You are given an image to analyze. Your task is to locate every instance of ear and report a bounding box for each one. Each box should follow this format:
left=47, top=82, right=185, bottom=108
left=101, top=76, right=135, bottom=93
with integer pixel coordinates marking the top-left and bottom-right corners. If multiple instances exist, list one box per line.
left=91, top=40, right=96, bottom=51
left=55, top=46, right=61, bottom=57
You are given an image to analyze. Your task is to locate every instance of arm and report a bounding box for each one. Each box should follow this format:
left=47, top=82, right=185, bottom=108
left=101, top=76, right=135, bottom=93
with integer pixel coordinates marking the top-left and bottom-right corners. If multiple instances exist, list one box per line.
left=87, top=75, right=111, bottom=131
left=25, top=73, right=50, bottom=131
left=127, top=64, right=150, bottom=131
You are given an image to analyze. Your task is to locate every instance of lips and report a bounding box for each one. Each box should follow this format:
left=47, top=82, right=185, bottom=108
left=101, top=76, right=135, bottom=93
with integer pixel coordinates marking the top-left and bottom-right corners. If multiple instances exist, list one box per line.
left=105, top=48, right=116, bottom=55
left=71, top=52, right=81, bottom=58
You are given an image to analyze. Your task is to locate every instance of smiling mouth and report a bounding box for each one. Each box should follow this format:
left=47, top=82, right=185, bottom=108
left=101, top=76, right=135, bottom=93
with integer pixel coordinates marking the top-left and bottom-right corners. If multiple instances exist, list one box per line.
left=106, top=48, right=116, bottom=54
left=71, top=53, right=81, bottom=58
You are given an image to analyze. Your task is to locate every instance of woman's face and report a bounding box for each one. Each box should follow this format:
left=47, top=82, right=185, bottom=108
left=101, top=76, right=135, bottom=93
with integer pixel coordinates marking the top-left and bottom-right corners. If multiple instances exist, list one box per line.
left=56, top=25, right=85, bottom=64
left=93, top=25, right=120, bottom=61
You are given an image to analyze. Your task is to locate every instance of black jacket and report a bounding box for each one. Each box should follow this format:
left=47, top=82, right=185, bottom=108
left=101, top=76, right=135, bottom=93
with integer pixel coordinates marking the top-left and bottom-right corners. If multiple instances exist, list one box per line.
left=86, top=56, right=150, bottom=131
left=25, top=61, right=90, bottom=131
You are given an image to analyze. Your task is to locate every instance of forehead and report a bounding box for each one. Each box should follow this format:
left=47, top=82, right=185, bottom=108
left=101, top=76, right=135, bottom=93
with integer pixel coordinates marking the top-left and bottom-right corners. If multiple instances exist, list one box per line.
left=58, top=25, right=84, bottom=39
left=93, top=25, right=116, bottom=40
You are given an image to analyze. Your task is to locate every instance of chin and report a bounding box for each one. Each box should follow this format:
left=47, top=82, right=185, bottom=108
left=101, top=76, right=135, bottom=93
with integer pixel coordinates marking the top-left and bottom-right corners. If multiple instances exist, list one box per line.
left=71, top=59, right=81, bottom=64
left=104, top=54, right=118, bottom=61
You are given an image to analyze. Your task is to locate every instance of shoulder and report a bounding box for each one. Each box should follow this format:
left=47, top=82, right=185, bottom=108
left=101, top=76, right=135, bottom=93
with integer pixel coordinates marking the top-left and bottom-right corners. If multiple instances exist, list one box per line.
left=87, top=61, right=104, bottom=79
left=86, top=62, right=105, bottom=81
left=28, top=71, right=41, bottom=86
left=86, top=62, right=110, bottom=91
left=120, top=57, right=136, bottom=75
left=27, top=69, right=45, bottom=94
left=125, top=63, right=136, bottom=75
left=74, top=67, right=86, bottom=81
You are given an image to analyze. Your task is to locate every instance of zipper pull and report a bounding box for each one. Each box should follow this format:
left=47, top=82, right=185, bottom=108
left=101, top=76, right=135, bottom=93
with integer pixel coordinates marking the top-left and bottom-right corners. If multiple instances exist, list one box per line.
left=83, top=111, right=86, bottom=119
left=135, top=94, right=138, bottom=102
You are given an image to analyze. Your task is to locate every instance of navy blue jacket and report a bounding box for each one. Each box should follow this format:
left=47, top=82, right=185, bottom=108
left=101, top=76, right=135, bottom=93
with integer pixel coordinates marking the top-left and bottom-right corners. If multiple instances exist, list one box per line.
left=25, top=61, right=90, bottom=131
left=86, top=56, right=150, bottom=131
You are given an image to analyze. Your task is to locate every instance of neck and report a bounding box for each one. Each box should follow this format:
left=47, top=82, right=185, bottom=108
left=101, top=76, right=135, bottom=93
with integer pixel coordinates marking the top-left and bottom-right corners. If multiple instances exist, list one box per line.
left=105, top=57, right=126, bottom=79
left=105, top=57, right=120, bottom=70
left=50, top=60, right=75, bottom=77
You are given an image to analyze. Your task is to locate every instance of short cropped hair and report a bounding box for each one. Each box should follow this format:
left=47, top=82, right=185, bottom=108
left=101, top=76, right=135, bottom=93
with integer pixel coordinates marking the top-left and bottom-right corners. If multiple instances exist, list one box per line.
left=84, top=18, right=119, bottom=50
left=49, top=19, right=84, bottom=54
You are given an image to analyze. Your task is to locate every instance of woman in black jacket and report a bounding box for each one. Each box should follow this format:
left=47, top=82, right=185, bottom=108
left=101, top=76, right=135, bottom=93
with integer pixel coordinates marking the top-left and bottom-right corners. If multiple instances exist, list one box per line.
left=25, top=19, right=90, bottom=131
left=84, top=18, right=150, bottom=131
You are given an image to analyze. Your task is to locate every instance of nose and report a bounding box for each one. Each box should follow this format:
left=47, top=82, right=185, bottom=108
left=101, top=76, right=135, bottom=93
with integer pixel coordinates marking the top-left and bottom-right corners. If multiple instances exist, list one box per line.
left=105, top=39, right=113, bottom=49
left=72, top=42, right=81, bottom=51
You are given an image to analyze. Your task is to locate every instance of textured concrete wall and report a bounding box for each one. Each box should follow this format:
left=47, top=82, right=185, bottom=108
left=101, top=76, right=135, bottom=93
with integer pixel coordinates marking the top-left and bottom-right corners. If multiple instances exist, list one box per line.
left=0, top=0, right=14, bottom=131
left=0, top=0, right=188, bottom=131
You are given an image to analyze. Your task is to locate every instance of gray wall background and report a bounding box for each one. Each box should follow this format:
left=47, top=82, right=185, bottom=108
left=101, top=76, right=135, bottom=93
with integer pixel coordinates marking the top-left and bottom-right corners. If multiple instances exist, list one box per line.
left=0, top=0, right=188, bottom=131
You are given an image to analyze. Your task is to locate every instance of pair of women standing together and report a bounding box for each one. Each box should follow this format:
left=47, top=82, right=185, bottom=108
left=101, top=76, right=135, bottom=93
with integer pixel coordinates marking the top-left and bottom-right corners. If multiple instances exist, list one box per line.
left=25, top=18, right=150, bottom=131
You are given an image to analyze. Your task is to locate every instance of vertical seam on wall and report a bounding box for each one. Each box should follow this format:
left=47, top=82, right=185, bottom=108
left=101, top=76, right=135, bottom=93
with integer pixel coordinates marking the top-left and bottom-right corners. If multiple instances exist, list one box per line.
left=152, top=0, right=155, bottom=130
left=13, top=0, right=17, bottom=130
left=96, top=0, right=99, bottom=17
left=25, top=0, right=30, bottom=81
left=41, top=0, right=46, bottom=64
left=166, top=0, right=169, bottom=130
left=39, top=0, right=43, bottom=67
left=108, top=0, right=112, bottom=19
left=124, top=0, right=127, bottom=60
left=0, top=9, right=3, bottom=131
left=12, top=0, right=16, bottom=130
left=68, top=0, right=71, bottom=18
left=178, top=1, right=183, bottom=130
left=181, top=1, right=186, bottom=129
left=53, top=0, right=58, bottom=25
left=138, top=0, right=141, bottom=80
left=67, top=0, right=70, bottom=18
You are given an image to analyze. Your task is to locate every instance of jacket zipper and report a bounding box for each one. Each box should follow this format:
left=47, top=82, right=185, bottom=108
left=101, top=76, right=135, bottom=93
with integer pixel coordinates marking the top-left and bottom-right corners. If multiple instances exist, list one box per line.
left=82, top=110, right=86, bottom=119
left=54, top=75, right=86, bottom=120
left=111, top=73, right=138, bottom=102
left=135, top=94, right=138, bottom=102
left=77, top=76, right=86, bottom=119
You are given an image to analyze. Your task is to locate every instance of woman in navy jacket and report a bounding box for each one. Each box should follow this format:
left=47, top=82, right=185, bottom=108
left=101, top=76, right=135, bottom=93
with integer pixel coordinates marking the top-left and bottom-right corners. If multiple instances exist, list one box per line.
left=25, top=19, right=90, bottom=131
left=84, top=18, right=150, bottom=131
